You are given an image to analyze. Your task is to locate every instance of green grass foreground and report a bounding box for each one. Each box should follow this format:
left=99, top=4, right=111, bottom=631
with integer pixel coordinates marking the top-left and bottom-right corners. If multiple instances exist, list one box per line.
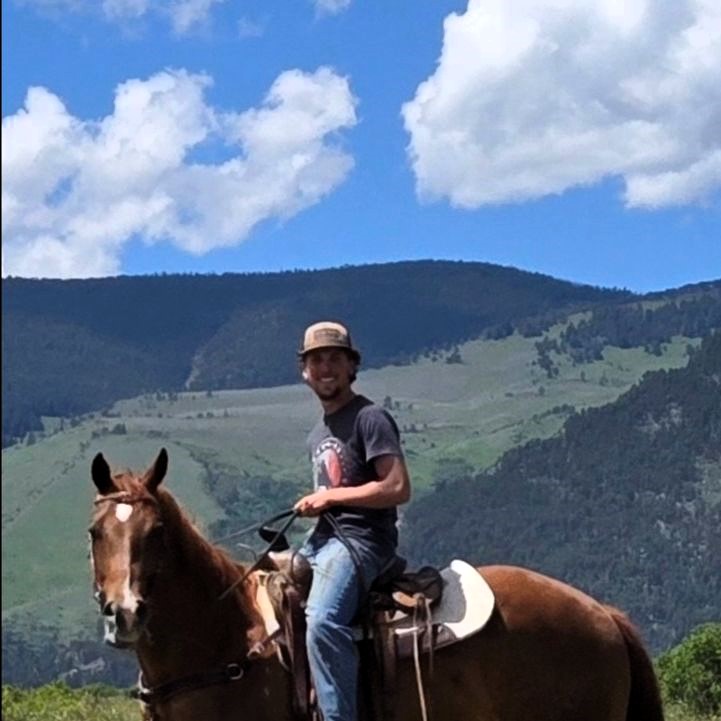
left=2, top=683, right=138, bottom=721
left=2, top=683, right=719, bottom=721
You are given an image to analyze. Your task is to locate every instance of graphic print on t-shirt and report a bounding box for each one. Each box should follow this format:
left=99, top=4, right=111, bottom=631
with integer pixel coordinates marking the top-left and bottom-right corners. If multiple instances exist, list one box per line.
left=312, top=437, right=350, bottom=489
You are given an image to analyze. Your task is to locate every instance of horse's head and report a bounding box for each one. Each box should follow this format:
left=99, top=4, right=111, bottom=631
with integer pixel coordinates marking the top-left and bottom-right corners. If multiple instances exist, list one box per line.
left=89, top=448, right=168, bottom=648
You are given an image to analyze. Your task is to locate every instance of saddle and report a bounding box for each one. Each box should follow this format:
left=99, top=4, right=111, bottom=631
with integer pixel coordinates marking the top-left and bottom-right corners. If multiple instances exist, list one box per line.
left=256, top=551, right=494, bottom=721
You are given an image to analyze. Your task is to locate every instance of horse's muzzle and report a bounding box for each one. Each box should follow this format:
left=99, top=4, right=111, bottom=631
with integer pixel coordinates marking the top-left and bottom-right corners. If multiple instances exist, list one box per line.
left=102, top=599, right=147, bottom=647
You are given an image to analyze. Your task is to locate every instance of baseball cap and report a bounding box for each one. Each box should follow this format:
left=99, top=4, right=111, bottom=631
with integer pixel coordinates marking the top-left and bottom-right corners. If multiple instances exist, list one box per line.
left=298, top=321, right=361, bottom=361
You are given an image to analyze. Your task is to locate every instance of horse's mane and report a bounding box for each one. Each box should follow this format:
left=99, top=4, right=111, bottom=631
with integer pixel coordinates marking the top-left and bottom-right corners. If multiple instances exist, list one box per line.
left=156, top=485, right=249, bottom=591
left=106, top=472, right=253, bottom=610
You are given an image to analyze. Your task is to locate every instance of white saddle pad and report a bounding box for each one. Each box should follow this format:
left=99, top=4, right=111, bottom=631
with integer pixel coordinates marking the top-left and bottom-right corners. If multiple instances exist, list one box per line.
left=256, top=559, right=495, bottom=645
left=389, top=559, right=495, bottom=643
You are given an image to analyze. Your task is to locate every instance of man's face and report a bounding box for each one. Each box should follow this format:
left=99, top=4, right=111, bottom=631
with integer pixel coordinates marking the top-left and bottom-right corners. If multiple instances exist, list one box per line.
left=303, top=348, right=356, bottom=401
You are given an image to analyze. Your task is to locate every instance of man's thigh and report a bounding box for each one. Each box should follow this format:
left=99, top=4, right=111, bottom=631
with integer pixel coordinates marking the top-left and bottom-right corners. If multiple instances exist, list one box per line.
left=305, top=537, right=377, bottom=624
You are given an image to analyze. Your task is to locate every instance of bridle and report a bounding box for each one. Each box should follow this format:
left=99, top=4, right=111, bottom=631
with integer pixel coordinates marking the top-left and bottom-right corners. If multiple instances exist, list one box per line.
left=91, top=497, right=288, bottom=711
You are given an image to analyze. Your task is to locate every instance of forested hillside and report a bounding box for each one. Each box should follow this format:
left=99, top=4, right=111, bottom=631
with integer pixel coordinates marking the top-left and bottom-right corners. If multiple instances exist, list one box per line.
left=402, top=333, right=721, bottom=652
left=3, top=261, right=626, bottom=445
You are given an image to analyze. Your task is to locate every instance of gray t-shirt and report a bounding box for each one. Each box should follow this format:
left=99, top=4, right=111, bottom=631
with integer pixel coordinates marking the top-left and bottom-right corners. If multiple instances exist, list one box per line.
left=306, top=394, right=403, bottom=552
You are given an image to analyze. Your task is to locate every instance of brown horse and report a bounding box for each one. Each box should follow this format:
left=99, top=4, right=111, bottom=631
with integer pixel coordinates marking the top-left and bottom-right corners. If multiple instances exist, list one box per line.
left=89, top=448, right=665, bottom=721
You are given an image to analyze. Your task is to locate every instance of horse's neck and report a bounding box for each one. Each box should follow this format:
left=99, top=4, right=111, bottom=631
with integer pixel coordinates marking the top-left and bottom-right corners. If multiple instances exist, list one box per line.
left=137, top=518, right=266, bottom=685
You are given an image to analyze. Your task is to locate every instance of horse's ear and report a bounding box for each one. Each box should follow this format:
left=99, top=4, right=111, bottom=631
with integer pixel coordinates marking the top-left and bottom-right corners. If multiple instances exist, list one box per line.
left=142, top=448, right=168, bottom=492
left=91, top=453, right=117, bottom=495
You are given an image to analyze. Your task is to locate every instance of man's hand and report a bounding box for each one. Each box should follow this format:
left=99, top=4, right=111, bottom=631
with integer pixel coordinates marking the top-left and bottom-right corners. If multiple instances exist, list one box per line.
left=294, top=457, right=410, bottom=515
left=294, top=489, right=335, bottom=517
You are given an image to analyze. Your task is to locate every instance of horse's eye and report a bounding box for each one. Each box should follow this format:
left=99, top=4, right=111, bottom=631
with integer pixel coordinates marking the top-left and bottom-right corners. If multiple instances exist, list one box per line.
left=147, top=524, right=165, bottom=542
left=88, top=526, right=103, bottom=541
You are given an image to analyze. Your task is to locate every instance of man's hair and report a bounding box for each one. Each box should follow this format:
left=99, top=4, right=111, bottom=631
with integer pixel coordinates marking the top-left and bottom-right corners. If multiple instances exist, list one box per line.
left=299, top=349, right=359, bottom=384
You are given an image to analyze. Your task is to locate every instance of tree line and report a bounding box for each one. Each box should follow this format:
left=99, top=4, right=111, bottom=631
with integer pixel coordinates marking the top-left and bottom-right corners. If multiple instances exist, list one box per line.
left=402, top=332, right=721, bottom=653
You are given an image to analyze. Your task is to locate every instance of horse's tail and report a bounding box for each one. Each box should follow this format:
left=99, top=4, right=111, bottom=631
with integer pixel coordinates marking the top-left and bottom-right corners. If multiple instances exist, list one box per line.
left=605, top=606, right=665, bottom=721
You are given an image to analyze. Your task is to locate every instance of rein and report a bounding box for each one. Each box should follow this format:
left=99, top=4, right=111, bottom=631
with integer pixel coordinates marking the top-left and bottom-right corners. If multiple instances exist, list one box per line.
left=217, top=508, right=299, bottom=601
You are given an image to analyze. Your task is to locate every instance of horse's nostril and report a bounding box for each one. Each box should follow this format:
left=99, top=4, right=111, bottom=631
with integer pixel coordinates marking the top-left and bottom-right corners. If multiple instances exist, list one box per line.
left=102, top=600, right=115, bottom=617
left=136, top=601, right=147, bottom=622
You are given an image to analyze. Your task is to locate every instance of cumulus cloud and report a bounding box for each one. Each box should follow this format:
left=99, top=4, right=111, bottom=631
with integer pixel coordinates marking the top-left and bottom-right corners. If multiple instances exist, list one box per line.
left=2, top=67, right=358, bottom=278
left=402, top=0, right=721, bottom=209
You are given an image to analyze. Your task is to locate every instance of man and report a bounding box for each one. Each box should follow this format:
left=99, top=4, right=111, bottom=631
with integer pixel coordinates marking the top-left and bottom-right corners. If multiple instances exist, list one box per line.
left=294, top=321, right=411, bottom=721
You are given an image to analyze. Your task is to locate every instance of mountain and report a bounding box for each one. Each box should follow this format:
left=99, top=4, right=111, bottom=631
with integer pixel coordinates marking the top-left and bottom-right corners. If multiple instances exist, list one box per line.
left=1, top=321, right=714, bottom=685
left=402, top=332, right=721, bottom=653
left=2, top=264, right=720, bottom=685
left=2, top=260, right=629, bottom=445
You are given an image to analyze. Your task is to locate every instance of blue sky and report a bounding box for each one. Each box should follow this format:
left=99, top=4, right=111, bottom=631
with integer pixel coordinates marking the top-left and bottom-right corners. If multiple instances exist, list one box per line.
left=3, top=0, right=720, bottom=291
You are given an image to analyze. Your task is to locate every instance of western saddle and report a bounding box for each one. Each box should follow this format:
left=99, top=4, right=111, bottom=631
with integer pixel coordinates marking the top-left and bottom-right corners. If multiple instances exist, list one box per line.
left=259, top=549, right=445, bottom=721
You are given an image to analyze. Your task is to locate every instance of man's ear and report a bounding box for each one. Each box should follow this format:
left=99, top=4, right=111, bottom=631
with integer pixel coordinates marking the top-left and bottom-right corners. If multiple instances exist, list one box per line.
left=302, top=369, right=310, bottom=381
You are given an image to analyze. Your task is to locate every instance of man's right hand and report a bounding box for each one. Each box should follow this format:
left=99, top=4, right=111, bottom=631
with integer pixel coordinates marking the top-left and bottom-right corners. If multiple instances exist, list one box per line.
left=294, top=489, right=336, bottom=517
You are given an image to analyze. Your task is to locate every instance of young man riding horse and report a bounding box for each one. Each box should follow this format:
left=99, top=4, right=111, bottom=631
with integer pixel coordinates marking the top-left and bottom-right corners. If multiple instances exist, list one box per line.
left=88, top=324, right=665, bottom=721
left=294, top=321, right=411, bottom=721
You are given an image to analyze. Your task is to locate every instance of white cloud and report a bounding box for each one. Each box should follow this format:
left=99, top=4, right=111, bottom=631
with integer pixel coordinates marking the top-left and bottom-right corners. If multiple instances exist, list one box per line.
left=166, top=0, right=224, bottom=35
left=2, top=67, right=358, bottom=278
left=313, top=0, right=351, bottom=17
left=237, top=16, right=264, bottom=39
left=402, top=0, right=721, bottom=209
left=19, top=0, right=225, bottom=34
left=102, top=0, right=149, bottom=21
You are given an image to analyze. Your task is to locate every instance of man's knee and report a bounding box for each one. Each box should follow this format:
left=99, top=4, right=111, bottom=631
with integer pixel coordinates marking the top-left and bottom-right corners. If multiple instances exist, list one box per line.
left=306, top=612, right=352, bottom=649
left=307, top=612, right=333, bottom=640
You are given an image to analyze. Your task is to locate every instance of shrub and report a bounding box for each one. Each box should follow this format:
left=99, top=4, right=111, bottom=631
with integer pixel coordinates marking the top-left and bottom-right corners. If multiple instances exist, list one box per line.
left=658, top=623, right=721, bottom=716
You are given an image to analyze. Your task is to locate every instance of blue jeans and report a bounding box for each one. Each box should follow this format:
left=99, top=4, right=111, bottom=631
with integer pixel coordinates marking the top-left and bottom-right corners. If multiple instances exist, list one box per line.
left=300, top=535, right=390, bottom=721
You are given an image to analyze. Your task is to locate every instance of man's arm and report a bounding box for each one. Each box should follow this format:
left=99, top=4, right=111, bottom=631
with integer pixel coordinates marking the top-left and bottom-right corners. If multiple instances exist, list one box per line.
left=294, top=455, right=411, bottom=517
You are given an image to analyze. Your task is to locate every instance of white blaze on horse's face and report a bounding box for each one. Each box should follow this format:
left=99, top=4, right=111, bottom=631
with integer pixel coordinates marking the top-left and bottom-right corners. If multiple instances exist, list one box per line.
left=102, top=536, right=141, bottom=648
left=90, top=495, right=161, bottom=648
left=115, top=503, right=133, bottom=522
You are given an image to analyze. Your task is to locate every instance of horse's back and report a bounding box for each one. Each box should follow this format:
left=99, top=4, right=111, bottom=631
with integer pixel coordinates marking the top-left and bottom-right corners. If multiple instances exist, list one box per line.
left=479, top=564, right=628, bottom=645
left=393, top=564, right=633, bottom=721
left=472, top=565, right=664, bottom=720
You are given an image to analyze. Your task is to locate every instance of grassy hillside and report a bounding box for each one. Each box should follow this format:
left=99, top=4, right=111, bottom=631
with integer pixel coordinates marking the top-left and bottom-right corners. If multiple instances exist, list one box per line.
left=1, top=321, right=698, bottom=684
left=2, top=260, right=630, bottom=445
